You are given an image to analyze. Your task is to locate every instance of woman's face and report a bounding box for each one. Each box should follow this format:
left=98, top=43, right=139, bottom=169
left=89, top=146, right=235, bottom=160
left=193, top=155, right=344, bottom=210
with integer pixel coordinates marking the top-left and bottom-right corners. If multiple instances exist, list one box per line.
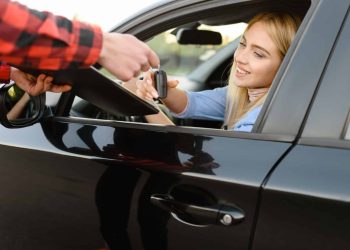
left=233, top=21, right=282, bottom=89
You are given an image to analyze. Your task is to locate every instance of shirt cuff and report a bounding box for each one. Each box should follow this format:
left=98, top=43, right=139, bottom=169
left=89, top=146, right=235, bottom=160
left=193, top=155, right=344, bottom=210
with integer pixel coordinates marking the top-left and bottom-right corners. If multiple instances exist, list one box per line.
left=68, top=21, right=103, bottom=68
left=0, top=63, right=11, bottom=83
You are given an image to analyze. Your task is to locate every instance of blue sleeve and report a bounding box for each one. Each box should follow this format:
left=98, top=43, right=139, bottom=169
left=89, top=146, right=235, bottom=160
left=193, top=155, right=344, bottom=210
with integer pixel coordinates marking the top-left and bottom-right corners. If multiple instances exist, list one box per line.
left=232, top=106, right=262, bottom=132
left=172, top=86, right=227, bottom=121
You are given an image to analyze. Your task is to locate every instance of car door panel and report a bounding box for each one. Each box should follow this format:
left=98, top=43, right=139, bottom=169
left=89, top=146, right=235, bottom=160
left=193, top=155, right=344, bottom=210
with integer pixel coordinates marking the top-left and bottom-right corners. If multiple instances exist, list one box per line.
left=252, top=145, right=350, bottom=250
left=38, top=118, right=291, bottom=249
left=0, top=124, right=107, bottom=249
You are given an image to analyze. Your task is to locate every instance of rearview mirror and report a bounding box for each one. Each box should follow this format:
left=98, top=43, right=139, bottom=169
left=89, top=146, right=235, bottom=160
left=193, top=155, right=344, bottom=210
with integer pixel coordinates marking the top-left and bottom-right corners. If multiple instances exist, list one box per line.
left=0, top=83, right=46, bottom=128
left=176, top=28, right=222, bottom=45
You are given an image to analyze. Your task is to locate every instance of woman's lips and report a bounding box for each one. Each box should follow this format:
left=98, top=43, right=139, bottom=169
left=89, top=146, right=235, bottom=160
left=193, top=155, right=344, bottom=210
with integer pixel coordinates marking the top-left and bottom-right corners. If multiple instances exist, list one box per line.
left=235, top=66, right=250, bottom=77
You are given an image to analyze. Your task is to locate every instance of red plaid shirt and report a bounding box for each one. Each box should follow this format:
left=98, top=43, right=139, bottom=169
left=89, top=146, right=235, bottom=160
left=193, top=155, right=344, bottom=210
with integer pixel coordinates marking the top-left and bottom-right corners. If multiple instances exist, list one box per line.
left=0, top=0, right=103, bottom=82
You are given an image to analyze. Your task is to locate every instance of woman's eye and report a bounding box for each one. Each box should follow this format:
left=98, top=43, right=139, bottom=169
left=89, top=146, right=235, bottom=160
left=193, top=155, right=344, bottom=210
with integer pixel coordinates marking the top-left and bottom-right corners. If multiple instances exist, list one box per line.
left=254, top=52, right=264, bottom=58
left=239, top=42, right=246, bottom=47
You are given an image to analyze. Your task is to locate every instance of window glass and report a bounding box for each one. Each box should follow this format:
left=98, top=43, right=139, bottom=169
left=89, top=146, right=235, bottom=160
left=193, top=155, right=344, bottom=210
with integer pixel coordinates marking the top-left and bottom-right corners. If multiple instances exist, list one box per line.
left=147, top=23, right=246, bottom=76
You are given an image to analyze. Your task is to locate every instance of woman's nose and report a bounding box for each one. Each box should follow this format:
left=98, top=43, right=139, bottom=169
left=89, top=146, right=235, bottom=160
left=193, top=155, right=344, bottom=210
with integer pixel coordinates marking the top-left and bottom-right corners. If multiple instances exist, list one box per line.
left=235, top=48, right=248, bottom=64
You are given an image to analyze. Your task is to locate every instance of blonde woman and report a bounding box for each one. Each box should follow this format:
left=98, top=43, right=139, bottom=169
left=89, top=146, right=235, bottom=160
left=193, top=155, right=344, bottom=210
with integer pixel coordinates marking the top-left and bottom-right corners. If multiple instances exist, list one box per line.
left=136, top=12, right=301, bottom=132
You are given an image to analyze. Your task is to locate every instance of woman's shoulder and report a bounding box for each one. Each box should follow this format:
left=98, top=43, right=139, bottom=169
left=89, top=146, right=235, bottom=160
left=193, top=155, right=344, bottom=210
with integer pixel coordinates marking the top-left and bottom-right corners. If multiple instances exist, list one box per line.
left=233, top=105, right=263, bottom=132
left=248, top=105, right=263, bottom=116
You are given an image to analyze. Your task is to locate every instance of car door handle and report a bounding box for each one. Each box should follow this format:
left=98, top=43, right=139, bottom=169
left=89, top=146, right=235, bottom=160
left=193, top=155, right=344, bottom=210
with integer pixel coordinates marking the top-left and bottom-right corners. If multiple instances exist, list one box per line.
left=150, top=194, right=244, bottom=226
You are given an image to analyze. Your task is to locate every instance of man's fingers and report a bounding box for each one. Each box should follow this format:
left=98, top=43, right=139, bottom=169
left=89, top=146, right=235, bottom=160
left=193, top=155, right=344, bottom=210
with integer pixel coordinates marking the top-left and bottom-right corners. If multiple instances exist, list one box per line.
left=25, top=73, right=36, bottom=82
left=147, top=49, right=160, bottom=68
left=43, top=75, right=53, bottom=84
left=27, top=74, right=45, bottom=96
left=140, top=62, right=150, bottom=72
left=49, top=84, right=72, bottom=93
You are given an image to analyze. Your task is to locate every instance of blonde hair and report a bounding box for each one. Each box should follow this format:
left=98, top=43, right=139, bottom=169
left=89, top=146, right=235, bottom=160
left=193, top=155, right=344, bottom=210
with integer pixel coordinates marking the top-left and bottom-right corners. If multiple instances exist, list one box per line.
left=224, top=12, right=301, bottom=129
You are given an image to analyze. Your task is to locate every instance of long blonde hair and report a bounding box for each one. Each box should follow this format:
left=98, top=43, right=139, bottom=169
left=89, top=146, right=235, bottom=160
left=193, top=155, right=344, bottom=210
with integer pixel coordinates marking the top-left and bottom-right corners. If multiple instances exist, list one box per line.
left=224, top=12, right=301, bottom=129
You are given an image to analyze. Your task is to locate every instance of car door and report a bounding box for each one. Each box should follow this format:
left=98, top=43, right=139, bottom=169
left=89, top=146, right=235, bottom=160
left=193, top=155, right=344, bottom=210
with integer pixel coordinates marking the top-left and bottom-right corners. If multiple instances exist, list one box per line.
left=252, top=4, right=350, bottom=249
left=35, top=1, right=331, bottom=250
left=0, top=124, right=108, bottom=249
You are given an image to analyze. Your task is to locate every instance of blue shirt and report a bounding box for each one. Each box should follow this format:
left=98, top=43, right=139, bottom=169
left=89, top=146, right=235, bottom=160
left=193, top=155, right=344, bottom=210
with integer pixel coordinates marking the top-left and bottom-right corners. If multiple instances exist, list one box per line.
left=172, top=86, right=262, bottom=132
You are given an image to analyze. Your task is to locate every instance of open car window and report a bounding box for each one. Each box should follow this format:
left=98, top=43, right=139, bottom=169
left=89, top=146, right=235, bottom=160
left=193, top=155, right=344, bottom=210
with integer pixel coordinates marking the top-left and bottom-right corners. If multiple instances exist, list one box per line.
left=70, top=22, right=247, bottom=128
left=67, top=0, right=310, bottom=137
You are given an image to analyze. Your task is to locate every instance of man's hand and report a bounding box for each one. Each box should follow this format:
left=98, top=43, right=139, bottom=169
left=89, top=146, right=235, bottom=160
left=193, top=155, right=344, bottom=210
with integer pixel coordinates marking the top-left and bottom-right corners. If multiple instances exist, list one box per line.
left=98, top=33, right=160, bottom=81
left=10, top=67, right=71, bottom=96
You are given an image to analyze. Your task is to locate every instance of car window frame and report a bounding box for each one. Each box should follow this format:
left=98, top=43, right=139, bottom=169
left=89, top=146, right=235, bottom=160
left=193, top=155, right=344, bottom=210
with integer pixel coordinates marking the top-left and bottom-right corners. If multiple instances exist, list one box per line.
left=299, top=6, right=350, bottom=149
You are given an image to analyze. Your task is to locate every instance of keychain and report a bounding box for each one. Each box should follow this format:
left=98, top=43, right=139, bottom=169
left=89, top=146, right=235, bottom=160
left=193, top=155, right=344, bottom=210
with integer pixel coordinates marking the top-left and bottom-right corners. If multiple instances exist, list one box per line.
left=153, top=66, right=167, bottom=99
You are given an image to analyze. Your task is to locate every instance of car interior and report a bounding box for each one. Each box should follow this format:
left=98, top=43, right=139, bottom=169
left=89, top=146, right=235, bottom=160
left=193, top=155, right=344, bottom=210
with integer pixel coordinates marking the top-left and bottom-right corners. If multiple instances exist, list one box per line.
left=29, top=0, right=312, bottom=132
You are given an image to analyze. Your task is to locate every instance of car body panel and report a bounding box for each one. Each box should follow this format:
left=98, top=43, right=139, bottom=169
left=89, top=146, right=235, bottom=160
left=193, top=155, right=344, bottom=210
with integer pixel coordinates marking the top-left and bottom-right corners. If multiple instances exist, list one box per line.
left=0, top=126, right=107, bottom=249
left=0, top=118, right=290, bottom=249
left=43, top=119, right=291, bottom=250
left=253, top=145, right=350, bottom=250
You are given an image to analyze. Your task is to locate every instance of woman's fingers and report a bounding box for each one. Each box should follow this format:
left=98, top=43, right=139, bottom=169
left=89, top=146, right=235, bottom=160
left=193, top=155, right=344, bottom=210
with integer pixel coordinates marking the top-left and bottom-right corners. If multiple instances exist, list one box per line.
left=145, top=92, right=154, bottom=101
left=136, top=79, right=148, bottom=98
left=145, top=78, right=159, bottom=98
left=168, top=79, right=179, bottom=88
left=136, top=72, right=159, bottom=99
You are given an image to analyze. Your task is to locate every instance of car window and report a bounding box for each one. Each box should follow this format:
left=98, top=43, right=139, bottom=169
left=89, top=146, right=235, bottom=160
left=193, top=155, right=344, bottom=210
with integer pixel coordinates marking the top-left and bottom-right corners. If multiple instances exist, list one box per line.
left=148, top=23, right=246, bottom=77
left=70, top=22, right=247, bottom=127
left=68, top=6, right=307, bottom=135
left=301, top=13, right=350, bottom=142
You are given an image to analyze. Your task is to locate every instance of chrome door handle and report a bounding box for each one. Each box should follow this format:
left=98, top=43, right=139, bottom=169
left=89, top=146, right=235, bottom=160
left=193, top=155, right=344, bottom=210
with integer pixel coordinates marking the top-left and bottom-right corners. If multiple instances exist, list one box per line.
left=150, top=194, right=245, bottom=226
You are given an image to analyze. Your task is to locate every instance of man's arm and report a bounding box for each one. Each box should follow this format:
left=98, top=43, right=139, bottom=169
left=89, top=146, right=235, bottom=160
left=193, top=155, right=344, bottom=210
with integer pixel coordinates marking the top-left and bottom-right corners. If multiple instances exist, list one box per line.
left=0, top=0, right=159, bottom=81
left=0, top=0, right=102, bottom=70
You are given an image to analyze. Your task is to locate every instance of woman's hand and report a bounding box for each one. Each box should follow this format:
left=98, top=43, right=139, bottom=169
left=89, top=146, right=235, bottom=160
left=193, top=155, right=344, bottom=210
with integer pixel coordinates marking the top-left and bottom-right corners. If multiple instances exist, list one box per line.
left=136, top=71, right=179, bottom=101
left=10, top=67, right=71, bottom=96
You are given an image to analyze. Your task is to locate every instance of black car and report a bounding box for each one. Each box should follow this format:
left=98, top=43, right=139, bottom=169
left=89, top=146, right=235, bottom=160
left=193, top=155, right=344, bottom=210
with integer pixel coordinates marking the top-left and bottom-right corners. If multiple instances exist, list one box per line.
left=1, top=0, right=350, bottom=249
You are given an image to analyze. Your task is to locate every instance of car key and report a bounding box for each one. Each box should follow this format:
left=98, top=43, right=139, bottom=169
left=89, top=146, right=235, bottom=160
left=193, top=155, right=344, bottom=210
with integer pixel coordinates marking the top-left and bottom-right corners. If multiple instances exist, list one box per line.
left=154, top=69, right=167, bottom=99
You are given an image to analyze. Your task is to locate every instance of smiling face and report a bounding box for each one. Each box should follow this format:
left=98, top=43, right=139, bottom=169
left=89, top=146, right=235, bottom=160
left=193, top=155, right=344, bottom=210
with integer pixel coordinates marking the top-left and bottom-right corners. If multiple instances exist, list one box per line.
left=233, top=21, right=283, bottom=89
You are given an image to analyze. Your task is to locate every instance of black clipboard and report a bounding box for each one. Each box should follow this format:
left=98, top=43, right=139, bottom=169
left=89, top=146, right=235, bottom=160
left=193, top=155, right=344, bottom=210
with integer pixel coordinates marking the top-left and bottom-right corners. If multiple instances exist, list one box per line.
left=17, top=66, right=159, bottom=117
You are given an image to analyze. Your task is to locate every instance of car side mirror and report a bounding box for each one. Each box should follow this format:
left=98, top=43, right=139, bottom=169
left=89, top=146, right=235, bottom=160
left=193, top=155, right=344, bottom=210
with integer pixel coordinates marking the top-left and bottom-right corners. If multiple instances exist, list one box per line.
left=176, top=28, right=222, bottom=45
left=0, top=82, right=46, bottom=128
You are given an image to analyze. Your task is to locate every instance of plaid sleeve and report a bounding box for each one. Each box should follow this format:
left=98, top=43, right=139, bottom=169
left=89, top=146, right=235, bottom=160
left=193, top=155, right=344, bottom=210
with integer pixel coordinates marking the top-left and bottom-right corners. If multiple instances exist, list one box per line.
left=0, top=62, right=10, bottom=83
left=0, top=0, right=102, bottom=70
